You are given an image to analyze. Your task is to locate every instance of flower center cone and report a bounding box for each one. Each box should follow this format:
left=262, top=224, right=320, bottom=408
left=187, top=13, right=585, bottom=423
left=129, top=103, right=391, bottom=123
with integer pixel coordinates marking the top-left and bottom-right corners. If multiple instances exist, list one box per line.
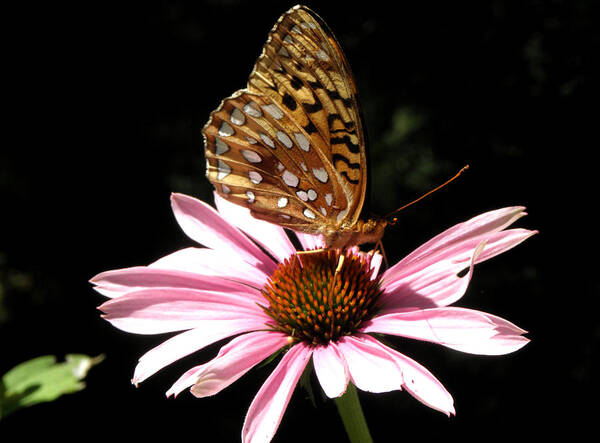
left=261, top=249, right=383, bottom=345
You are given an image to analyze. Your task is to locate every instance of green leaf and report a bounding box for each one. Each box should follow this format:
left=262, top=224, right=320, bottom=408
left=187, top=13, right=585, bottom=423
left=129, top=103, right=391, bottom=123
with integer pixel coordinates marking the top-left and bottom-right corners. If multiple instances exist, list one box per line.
left=0, top=354, right=104, bottom=419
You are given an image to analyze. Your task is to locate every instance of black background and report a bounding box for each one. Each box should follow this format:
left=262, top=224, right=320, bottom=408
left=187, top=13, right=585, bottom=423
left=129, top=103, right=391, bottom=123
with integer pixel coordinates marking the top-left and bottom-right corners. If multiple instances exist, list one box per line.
left=1, top=0, right=597, bottom=441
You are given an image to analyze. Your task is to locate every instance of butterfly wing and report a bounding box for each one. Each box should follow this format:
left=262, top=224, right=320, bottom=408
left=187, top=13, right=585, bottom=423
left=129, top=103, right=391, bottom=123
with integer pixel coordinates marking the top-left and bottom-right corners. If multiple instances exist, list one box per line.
left=203, top=5, right=368, bottom=235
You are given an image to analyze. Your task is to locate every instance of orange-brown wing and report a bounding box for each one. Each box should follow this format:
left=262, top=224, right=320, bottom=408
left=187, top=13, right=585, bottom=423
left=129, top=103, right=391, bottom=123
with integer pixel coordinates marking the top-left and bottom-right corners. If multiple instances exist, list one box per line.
left=204, top=91, right=340, bottom=231
left=203, top=5, right=367, bottom=233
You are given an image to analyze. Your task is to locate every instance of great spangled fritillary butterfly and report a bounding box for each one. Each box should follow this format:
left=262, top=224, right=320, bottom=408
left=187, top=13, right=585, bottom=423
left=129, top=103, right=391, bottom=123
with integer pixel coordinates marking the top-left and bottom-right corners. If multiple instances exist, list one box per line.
left=203, top=4, right=387, bottom=249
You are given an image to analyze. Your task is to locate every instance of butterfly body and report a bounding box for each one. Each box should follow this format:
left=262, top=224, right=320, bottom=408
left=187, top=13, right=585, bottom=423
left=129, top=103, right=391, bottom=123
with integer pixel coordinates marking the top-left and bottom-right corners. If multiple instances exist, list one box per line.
left=204, top=5, right=385, bottom=249
left=320, top=218, right=388, bottom=249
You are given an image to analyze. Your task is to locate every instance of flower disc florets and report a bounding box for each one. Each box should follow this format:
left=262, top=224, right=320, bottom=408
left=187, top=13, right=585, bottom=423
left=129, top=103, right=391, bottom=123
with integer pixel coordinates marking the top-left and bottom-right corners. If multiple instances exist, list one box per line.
left=261, top=249, right=383, bottom=346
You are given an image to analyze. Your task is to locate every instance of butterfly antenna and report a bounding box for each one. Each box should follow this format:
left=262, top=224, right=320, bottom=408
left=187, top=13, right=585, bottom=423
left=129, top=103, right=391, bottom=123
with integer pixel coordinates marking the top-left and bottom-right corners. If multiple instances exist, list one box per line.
left=385, top=165, right=469, bottom=224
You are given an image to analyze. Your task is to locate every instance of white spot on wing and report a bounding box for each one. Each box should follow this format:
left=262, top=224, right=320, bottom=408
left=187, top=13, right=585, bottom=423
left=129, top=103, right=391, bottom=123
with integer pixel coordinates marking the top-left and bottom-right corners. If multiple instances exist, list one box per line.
left=282, top=170, right=299, bottom=187
left=312, top=167, right=329, bottom=183
left=296, top=190, right=308, bottom=201
left=230, top=108, right=245, bottom=125
left=246, top=136, right=258, bottom=144
left=303, top=208, right=316, bottom=219
left=294, top=133, right=310, bottom=151
left=217, top=160, right=231, bottom=180
left=246, top=191, right=255, bottom=203
left=215, top=138, right=229, bottom=155
left=244, top=101, right=262, bottom=118
left=277, top=131, right=293, bottom=148
left=277, top=197, right=288, bottom=208
left=307, top=189, right=317, bottom=201
left=221, top=184, right=231, bottom=194
left=320, top=207, right=327, bottom=216
left=262, top=104, right=284, bottom=120
left=260, top=133, right=275, bottom=148
left=241, top=149, right=262, bottom=163
left=277, top=162, right=285, bottom=172
left=325, top=193, right=333, bottom=206
left=291, top=25, right=302, bottom=33
left=218, top=121, right=234, bottom=137
left=248, top=171, right=263, bottom=184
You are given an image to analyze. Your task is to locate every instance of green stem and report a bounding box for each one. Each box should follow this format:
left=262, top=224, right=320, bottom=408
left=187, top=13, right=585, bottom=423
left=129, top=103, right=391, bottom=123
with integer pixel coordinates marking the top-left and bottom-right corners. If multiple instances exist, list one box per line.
left=333, top=382, right=373, bottom=443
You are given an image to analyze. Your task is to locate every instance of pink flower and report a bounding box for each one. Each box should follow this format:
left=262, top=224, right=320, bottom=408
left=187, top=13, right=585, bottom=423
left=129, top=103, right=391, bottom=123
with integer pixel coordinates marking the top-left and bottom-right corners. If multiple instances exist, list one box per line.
left=91, top=193, right=536, bottom=443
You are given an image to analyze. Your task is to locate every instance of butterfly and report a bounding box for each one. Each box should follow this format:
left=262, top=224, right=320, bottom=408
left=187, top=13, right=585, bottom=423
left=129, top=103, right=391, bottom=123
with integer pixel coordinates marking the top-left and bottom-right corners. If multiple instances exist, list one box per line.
left=203, top=4, right=386, bottom=249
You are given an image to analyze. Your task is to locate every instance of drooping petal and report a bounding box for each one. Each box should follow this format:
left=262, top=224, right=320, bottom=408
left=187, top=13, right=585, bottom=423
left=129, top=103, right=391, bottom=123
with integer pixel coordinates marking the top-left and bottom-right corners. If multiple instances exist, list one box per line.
left=149, top=247, right=270, bottom=288
left=214, top=193, right=296, bottom=263
left=312, top=342, right=349, bottom=398
left=166, top=331, right=289, bottom=398
left=99, top=287, right=269, bottom=334
left=363, top=307, right=529, bottom=355
left=295, top=231, right=326, bottom=251
left=358, top=335, right=455, bottom=416
left=382, top=226, right=536, bottom=308
left=384, top=206, right=528, bottom=284
left=91, top=266, right=266, bottom=300
left=242, top=343, right=312, bottom=443
left=170, top=193, right=276, bottom=274
left=335, top=335, right=403, bottom=393
left=379, top=240, right=485, bottom=312
left=132, top=317, right=268, bottom=385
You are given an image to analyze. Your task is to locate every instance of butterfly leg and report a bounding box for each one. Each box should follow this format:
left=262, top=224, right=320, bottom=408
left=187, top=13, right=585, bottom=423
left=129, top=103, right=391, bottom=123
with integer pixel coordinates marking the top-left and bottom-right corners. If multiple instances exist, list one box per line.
left=296, top=248, right=327, bottom=255
left=374, top=240, right=389, bottom=269
left=328, top=253, right=345, bottom=338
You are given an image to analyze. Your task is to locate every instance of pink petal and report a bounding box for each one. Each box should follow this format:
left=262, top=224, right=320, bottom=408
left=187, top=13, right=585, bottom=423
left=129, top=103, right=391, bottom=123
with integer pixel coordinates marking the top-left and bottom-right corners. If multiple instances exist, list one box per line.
left=359, top=334, right=455, bottom=416
left=472, top=228, right=537, bottom=264
left=335, top=335, right=403, bottom=393
left=295, top=232, right=326, bottom=251
left=132, top=317, right=268, bottom=384
left=363, top=307, right=528, bottom=355
left=369, top=252, right=383, bottom=280
left=149, top=247, right=269, bottom=288
left=406, top=206, right=526, bottom=261
left=214, top=193, right=296, bottom=263
left=170, top=193, right=276, bottom=274
left=91, top=266, right=266, bottom=301
left=242, top=343, right=312, bottom=443
left=166, top=365, right=204, bottom=398
left=384, top=206, right=527, bottom=284
left=166, top=331, right=289, bottom=398
left=379, top=240, right=484, bottom=311
left=312, top=342, right=349, bottom=398
left=382, top=227, right=535, bottom=308
left=91, top=284, right=127, bottom=298
left=99, top=288, right=269, bottom=334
